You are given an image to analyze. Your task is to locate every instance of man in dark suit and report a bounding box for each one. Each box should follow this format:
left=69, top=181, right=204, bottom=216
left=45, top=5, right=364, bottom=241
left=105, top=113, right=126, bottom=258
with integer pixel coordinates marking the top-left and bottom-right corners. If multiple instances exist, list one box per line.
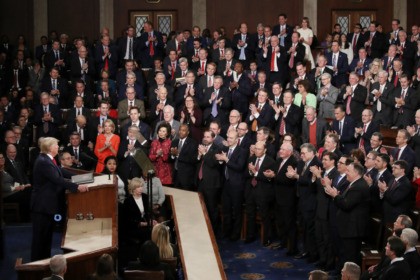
left=396, top=31, right=416, bottom=77
left=119, top=106, right=149, bottom=144
left=288, top=143, right=321, bottom=262
left=34, top=92, right=62, bottom=140
left=370, top=70, right=395, bottom=126
left=244, top=140, right=275, bottom=246
left=174, top=70, right=202, bottom=111
left=170, top=124, right=198, bottom=190
left=332, top=105, right=356, bottom=155
left=311, top=151, right=339, bottom=270
left=31, top=137, right=88, bottom=261
left=354, top=109, right=379, bottom=152
left=289, top=62, right=316, bottom=94
left=117, top=25, right=138, bottom=64
left=274, top=90, right=302, bottom=148
left=347, top=23, right=365, bottom=56
left=163, top=50, right=180, bottom=82
left=310, top=55, right=334, bottom=92
left=43, top=40, right=66, bottom=76
left=326, top=40, right=349, bottom=88
left=116, top=59, right=144, bottom=91
left=337, top=72, right=367, bottom=123
left=379, top=160, right=414, bottom=224
left=95, top=35, right=118, bottom=79
left=88, top=101, right=118, bottom=141
left=263, top=142, right=298, bottom=254
left=216, top=48, right=237, bottom=77
left=65, top=114, right=91, bottom=147
left=382, top=44, right=399, bottom=71
left=391, top=129, right=416, bottom=180
left=69, top=46, right=95, bottom=91
left=232, top=23, right=254, bottom=69
left=379, top=236, right=412, bottom=279
left=35, top=36, right=51, bottom=64
left=63, top=131, right=96, bottom=171
left=196, top=130, right=222, bottom=232
left=70, top=80, right=95, bottom=109
left=197, top=62, right=217, bottom=99
left=408, top=109, right=420, bottom=167
left=348, top=48, right=372, bottom=75
left=364, top=21, right=386, bottom=59
left=137, top=21, right=164, bottom=68
left=393, top=74, right=417, bottom=128
left=324, top=162, right=370, bottom=272
left=5, top=143, right=29, bottom=185
left=401, top=228, right=420, bottom=278
left=6, top=59, right=28, bottom=92
left=200, top=75, right=231, bottom=127
left=66, top=96, right=91, bottom=126
left=247, top=88, right=275, bottom=132
left=147, top=73, right=173, bottom=106
left=286, top=32, right=306, bottom=72
left=258, top=36, right=288, bottom=86
left=166, top=31, right=186, bottom=57
left=118, top=86, right=146, bottom=127
left=217, top=130, right=247, bottom=241
left=229, top=62, right=253, bottom=116
left=272, top=13, right=293, bottom=47
left=40, top=67, right=69, bottom=108
left=301, top=106, right=329, bottom=149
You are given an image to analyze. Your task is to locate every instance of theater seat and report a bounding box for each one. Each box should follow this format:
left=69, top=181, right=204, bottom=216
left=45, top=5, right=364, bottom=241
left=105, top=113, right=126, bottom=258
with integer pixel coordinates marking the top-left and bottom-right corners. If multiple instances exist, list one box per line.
left=161, top=257, right=177, bottom=270
left=124, top=270, right=164, bottom=280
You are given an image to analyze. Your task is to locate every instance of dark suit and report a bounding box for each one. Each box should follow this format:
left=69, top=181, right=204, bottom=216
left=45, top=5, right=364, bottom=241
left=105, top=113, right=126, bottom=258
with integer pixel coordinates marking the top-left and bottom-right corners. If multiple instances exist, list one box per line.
left=274, top=103, right=302, bottom=148
left=216, top=59, right=237, bottom=77
left=119, top=120, right=150, bottom=143
left=347, top=33, right=365, bottom=55
left=355, top=121, right=379, bottom=151
left=34, top=104, right=62, bottom=139
left=379, top=259, right=412, bottom=280
left=332, top=116, right=356, bottom=155
left=63, top=144, right=96, bottom=171
left=326, top=51, right=349, bottom=88
left=370, top=81, right=395, bottom=126
left=171, top=137, right=198, bottom=190
left=117, top=36, right=138, bottom=63
left=403, top=250, right=420, bottom=278
left=382, top=176, right=414, bottom=224
left=69, top=55, right=96, bottom=90
left=147, top=85, right=173, bottom=106
left=229, top=73, right=253, bottom=116
left=66, top=107, right=91, bottom=125
left=245, top=155, right=275, bottom=243
left=296, top=156, right=322, bottom=258
left=174, top=83, right=202, bottom=110
left=309, top=67, right=334, bottom=91
left=334, top=177, right=370, bottom=269
left=117, top=138, right=143, bottom=185
left=5, top=158, right=29, bottom=185
left=196, top=143, right=222, bottom=230
left=70, top=91, right=95, bottom=109
left=285, top=42, right=306, bottom=71
left=398, top=41, right=416, bottom=76
left=40, top=76, right=69, bottom=108
left=301, top=118, right=329, bottom=149
left=166, top=39, right=186, bottom=57
left=118, top=83, right=144, bottom=101
left=272, top=24, right=293, bottom=46
left=88, top=116, right=118, bottom=143
left=200, top=86, right=231, bottom=126
left=258, top=46, right=288, bottom=85
left=232, top=33, right=254, bottom=67
left=31, top=153, right=79, bottom=261
left=369, top=169, right=392, bottom=218
left=409, top=126, right=420, bottom=167
left=348, top=57, right=372, bottom=75
left=137, top=31, right=164, bottom=68
left=393, top=87, right=418, bottom=128
left=95, top=44, right=118, bottom=78
left=221, top=145, right=248, bottom=239
left=246, top=102, right=275, bottom=131
left=382, top=55, right=399, bottom=71
left=391, top=146, right=416, bottom=179
left=272, top=156, right=298, bottom=252
left=365, top=32, right=386, bottom=59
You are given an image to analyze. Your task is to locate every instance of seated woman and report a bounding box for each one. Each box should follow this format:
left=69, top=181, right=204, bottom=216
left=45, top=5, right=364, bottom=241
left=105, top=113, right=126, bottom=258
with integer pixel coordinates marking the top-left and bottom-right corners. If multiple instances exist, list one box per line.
left=126, top=240, right=175, bottom=280
left=102, top=156, right=126, bottom=203
left=142, top=173, right=167, bottom=222
left=94, top=119, right=120, bottom=173
left=149, top=123, right=173, bottom=185
left=151, top=224, right=179, bottom=262
left=88, top=253, right=117, bottom=280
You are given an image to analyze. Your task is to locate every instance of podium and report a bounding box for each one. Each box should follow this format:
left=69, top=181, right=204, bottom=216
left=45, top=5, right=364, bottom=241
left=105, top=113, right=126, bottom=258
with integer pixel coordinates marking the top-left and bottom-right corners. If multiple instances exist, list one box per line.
left=15, top=174, right=118, bottom=280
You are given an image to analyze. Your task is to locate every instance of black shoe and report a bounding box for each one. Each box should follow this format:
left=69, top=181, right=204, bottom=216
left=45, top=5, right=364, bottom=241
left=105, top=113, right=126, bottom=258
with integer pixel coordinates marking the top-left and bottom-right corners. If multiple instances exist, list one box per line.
left=263, top=240, right=271, bottom=247
left=293, top=252, right=308, bottom=259
left=270, top=243, right=285, bottom=250
left=244, top=237, right=256, bottom=244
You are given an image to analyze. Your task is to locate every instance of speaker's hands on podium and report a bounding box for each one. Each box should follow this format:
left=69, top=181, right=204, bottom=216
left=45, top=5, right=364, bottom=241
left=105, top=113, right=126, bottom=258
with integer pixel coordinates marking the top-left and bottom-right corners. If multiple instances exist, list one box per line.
left=77, top=184, right=89, bottom=192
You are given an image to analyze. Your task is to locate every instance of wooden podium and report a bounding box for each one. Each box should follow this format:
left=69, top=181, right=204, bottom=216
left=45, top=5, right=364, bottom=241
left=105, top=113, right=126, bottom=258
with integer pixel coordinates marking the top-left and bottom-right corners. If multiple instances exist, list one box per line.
left=15, top=174, right=118, bottom=280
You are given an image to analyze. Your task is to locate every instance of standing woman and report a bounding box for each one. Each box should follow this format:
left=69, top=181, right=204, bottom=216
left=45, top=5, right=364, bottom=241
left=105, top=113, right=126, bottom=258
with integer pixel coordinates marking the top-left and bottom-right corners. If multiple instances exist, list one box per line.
left=293, top=79, right=317, bottom=115
left=340, top=34, right=353, bottom=64
left=297, top=17, right=315, bottom=69
left=31, top=137, right=88, bottom=261
left=102, top=156, right=126, bottom=203
left=149, top=123, right=173, bottom=185
left=179, top=96, right=203, bottom=143
left=94, top=119, right=120, bottom=173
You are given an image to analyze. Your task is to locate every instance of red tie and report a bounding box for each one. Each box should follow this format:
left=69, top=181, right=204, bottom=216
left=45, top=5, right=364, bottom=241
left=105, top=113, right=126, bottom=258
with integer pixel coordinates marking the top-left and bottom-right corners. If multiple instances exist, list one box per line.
left=251, top=158, right=260, bottom=187
left=270, top=49, right=276, bottom=71
left=104, top=48, right=109, bottom=71
left=171, top=63, right=175, bottom=80
left=52, top=158, right=58, bottom=166
left=394, top=73, right=399, bottom=87
left=201, top=61, right=205, bottom=72
left=346, top=89, right=352, bottom=115
left=395, top=148, right=401, bottom=160
left=149, top=34, right=155, bottom=56
left=221, top=49, right=224, bottom=56
left=359, top=124, right=367, bottom=148
left=237, top=138, right=241, bottom=146
left=288, top=45, right=295, bottom=69
left=352, top=34, right=358, bottom=51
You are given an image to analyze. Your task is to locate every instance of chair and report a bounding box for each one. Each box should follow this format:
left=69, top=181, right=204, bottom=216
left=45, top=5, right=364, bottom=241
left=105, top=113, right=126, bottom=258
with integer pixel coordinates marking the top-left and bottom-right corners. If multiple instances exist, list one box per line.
left=360, top=217, right=382, bottom=272
left=124, top=270, right=164, bottom=280
left=161, top=257, right=177, bottom=270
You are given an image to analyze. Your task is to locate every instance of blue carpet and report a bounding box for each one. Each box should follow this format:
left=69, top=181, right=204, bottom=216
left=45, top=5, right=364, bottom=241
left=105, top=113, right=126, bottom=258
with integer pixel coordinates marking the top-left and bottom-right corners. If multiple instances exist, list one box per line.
left=0, top=224, right=62, bottom=280
left=217, top=239, right=315, bottom=279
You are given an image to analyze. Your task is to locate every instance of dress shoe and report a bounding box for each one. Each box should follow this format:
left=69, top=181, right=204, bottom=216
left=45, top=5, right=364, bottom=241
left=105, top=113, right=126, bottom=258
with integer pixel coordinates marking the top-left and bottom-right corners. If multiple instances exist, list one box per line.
left=293, top=252, right=308, bottom=259
left=263, top=240, right=271, bottom=247
left=244, top=237, right=256, bottom=244
left=270, top=243, right=285, bottom=250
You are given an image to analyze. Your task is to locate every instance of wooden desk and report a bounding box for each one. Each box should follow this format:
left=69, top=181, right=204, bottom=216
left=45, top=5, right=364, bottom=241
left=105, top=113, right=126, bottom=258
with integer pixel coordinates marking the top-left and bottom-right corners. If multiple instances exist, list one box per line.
left=164, top=187, right=227, bottom=280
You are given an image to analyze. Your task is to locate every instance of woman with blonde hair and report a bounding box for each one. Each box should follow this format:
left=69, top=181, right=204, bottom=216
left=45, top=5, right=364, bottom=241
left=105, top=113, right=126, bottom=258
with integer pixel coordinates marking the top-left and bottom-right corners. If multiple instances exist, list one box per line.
left=151, top=223, right=179, bottom=260
left=94, top=119, right=120, bottom=173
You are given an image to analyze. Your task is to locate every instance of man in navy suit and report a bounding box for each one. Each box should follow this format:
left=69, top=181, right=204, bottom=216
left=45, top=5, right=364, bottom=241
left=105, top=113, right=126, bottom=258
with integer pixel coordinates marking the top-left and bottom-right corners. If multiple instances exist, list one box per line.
left=232, top=23, right=254, bottom=69
left=43, top=40, right=65, bottom=76
left=229, top=62, right=253, bottom=116
left=217, top=130, right=247, bottom=241
left=34, top=92, right=62, bottom=140
left=332, top=105, right=356, bottom=155
left=31, top=137, right=88, bottom=261
left=348, top=48, right=372, bottom=75
left=347, top=23, right=365, bottom=57
left=370, top=70, right=395, bottom=126
left=379, top=236, right=412, bottom=279
left=117, top=25, right=138, bottom=65
left=95, top=35, right=118, bottom=79
left=201, top=75, right=231, bottom=127
left=274, top=90, right=302, bottom=148
left=326, top=40, right=349, bottom=88
left=390, top=129, right=416, bottom=179
left=354, top=109, right=379, bottom=152
left=364, top=21, right=386, bottom=59
left=40, top=67, right=69, bottom=108
left=137, top=21, right=164, bottom=68
left=247, top=88, right=275, bottom=132
left=382, top=44, right=399, bottom=71
left=272, top=13, right=293, bottom=47
left=258, top=36, right=288, bottom=86
left=337, top=73, right=367, bottom=123
left=393, top=74, right=417, bottom=128
left=368, top=153, right=392, bottom=217
left=69, top=46, right=96, bottom=91
left=396, top=31, right=416, bottom=77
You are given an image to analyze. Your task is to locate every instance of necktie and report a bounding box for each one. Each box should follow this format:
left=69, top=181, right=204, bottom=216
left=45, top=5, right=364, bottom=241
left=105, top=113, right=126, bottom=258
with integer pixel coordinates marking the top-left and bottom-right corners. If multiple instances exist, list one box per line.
left=251, top=158, right=260, bottom=187
left=175, top=139, right=184, bottom=170
left=221, top=49, right=224, bottom=56
left=389, top=179, right=397, bottom=191
left=208, top=76, right=213, bottom=87
left=198, top=146, right=209, bottom=180
left=271, top=47, right=276, bottom=71
left=182, top=71, right=186, bottom=77
left=394, top=73, right=399, bottom=87
left=395, top=148, right=401, bottom=160
left=149, top=33, right=155, bottom=56
left=201, top=61, right=205, bottom=72
left=130, top=101, right=134, bottom=107
left=239, top=35, right=246, bottom=60
left=74, top=148, right=79, bottom=160
left=359, top=124, right=367, bottom=148
left=278, top=159, right=285, bottom=173
left=52, top=158, right=58, bottom=166
left=43, top=106, right=49, bottom=133
left=13, top=70, right=18, bottom=88
left=52, top=79, right=57, bottom=90
left=377, top=86, right=383, bottom=112
left=399, top=89, right=406, bottom=113
left=339, top=121, right=343, bottom=136
left=55, top=50, right=59, bottom=60
left=237, top=138, right=241, bottom=146
left=346, top=88, right=353, bottom=115
left=129, top=38, right=133, bottom=59
left=225, top=148, right=234, bottom=179
left=352, top=34, right=358, bottom=51
left=301, top=162, right=308, bottom=176
left=211, top=91, right=218, bottom=117
left=226, top=61, right=231, bottom=76
left=289, top=45, right=295, bottom=69
left=77, top=108, right=81, bottom=116
left=171, top=62, right=175, bottom=80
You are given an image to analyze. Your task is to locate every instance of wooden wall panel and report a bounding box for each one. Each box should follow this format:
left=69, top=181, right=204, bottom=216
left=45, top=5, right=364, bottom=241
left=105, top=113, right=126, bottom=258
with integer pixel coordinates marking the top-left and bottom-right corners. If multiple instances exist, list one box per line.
left=0, top=0, right=34, bottom=51
left=206, top=0, right=303, bottom=39
left=407, top=0, right=419, bottom=29
left=113, top=0, right=193, bottom=39
left=317, top=0, right=393, bottom=41
left=48, top=0, right=100, bottom=43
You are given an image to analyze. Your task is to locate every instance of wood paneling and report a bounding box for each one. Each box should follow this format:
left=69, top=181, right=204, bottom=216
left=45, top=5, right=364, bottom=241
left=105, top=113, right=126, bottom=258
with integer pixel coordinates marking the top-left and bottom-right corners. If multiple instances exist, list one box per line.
left=407, top=0, right=419, bottom=29
left=317, top=0, right=393, bottom=41
left=113, top=0, right=193, bottom=39
left=0, top=0, right=34, bottom=51
left=206, top=0, right=303, bottom=39
left=48, top=0, right=100, bottom=43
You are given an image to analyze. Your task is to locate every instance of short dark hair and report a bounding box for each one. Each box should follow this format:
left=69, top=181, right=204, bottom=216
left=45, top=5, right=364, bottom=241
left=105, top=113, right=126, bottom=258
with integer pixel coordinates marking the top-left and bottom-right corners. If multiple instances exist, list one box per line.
left=377, top=153, right=390, bottom=165
left=351, top=162, right=364, bottom=176
left=371, top=132, right=383, bottom=141
left=323, top=151, right=338, bottom=163
left=393, top=160, right=408, bottom=173
left=387, top=236, right=406, bottom=257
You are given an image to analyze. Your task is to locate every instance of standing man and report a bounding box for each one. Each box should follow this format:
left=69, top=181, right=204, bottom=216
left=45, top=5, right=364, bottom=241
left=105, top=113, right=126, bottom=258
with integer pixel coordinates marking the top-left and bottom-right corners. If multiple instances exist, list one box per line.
left=138, top=21, right=164, bottom=68
left=31, top=137, right=88, bottom=261
left=370, top=70, right=395, bottom=126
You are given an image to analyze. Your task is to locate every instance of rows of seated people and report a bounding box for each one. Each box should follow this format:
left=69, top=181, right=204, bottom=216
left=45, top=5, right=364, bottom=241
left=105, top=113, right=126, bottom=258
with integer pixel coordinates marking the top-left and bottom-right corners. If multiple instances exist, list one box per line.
left=1, top=15, right=420, bottom=279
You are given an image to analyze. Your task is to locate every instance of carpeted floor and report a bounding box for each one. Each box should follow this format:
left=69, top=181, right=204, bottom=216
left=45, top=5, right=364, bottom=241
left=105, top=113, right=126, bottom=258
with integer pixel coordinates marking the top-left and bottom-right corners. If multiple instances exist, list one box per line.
left=1, top=224, right=318, bottom=279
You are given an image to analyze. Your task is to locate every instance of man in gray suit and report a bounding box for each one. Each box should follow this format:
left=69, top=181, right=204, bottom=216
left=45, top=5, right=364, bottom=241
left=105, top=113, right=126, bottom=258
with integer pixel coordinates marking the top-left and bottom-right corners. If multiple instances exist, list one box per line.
left=317, top=73, right=339, bottom=119
left=153, top=105, right=180, bottom=140
left=117, top=86, right=146, bottom=127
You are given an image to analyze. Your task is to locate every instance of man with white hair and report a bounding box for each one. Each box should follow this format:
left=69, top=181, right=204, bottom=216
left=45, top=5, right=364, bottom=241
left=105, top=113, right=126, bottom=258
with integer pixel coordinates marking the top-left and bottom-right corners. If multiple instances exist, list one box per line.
left=42, top=254, right=67, bottom=280
left=341, top=262, right=361, bottom=280
left=400, top=228, right=420, bottom=278
left=154, top=105, right=180, bottom=140
left=370, top=70, right=395, bottom=126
